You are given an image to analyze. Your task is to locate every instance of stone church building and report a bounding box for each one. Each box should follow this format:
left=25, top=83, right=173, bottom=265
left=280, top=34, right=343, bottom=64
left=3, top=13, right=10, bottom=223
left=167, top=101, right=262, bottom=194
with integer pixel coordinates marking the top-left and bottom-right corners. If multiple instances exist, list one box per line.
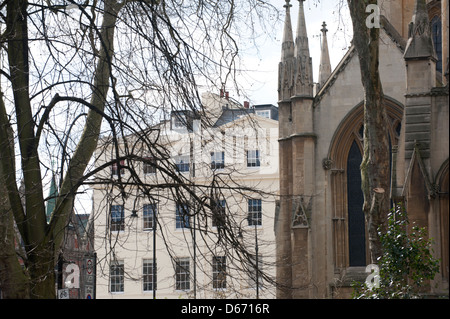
left=275, top=0, right=448, bottom=298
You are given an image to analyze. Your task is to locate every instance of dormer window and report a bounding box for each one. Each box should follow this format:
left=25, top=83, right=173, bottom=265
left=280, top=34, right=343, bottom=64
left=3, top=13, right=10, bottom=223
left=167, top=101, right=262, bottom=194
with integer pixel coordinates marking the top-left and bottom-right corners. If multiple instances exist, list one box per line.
left=256, top=110, right=271, bottom=119
left=173, top=114, right=186, bottom=129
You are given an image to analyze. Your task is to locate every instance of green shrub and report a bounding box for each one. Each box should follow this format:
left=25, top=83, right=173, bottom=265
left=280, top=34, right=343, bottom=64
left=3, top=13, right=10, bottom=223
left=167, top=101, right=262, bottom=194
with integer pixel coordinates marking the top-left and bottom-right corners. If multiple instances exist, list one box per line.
left=353, top=204, right=440, bottom=299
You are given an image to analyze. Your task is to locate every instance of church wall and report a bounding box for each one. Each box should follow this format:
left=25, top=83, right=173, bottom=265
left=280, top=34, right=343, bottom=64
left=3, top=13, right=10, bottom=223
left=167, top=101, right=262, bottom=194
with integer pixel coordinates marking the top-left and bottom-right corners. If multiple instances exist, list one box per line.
left=312, top=53, right=363, bottom=298
left=431, top=93, right=449, bottom=176
left=379, top=0, right=416, bottom=39
left=315, top=30, right=406, bottom=168
left=378, top=32, right=409, bottom=102
left=314, top=30, right=407, bottom=209
left=310, top=28, right=408, bottom=298
left=314, top=55, right=363, bottom=156
left=276, top=0, right=448, bottom=299
left=430, top=92, right=449, bottom=293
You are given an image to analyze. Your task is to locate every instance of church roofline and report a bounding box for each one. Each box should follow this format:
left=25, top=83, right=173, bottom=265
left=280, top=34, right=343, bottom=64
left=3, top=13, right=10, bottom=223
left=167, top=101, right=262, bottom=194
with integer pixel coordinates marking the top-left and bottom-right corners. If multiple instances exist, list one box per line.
left=314, top=15, right=408, bottom=104
left=314, top=45, right=356, bottom=104
left=380, top=15, right=407, bottom=53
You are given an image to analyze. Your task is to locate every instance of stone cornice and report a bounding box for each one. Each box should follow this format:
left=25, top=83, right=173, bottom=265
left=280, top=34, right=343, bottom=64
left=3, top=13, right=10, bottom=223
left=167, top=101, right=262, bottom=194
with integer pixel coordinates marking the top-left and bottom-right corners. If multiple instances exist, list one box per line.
left=405, top=86, right=449, bottom=97
left=278, top=132, right=317, bottom=141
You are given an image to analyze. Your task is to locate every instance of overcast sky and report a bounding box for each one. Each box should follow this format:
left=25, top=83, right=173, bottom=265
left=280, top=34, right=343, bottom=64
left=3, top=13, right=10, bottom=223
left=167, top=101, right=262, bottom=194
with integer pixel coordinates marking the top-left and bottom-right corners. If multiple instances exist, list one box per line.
left=234, top=0, right=353, bottom=106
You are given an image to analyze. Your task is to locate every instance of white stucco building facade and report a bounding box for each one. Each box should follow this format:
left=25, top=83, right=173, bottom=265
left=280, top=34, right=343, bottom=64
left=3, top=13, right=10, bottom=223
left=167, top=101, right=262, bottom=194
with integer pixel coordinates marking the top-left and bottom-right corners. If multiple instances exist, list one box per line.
left=91, top=92, right=279, bottom=299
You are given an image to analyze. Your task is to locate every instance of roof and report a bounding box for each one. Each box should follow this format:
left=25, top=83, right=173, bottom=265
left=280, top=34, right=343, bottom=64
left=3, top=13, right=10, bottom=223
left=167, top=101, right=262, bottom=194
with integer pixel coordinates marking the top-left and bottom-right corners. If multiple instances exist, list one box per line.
left=213, top=104, right=278, bottom=127
left=314, top=15, right=407, bottom=105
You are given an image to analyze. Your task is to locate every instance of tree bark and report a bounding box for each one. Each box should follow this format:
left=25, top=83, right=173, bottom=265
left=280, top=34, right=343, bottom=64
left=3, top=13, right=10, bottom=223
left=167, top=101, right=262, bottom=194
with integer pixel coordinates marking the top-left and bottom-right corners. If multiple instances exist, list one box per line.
left=347, top=0, right=390, bottom=263
left=1, top=0, right=123, bottom=298
left=5, top=0, right=50, bottom=298
left=0, top=97, right=30, bottom=298
left=0, top=196, right=30, bottom=299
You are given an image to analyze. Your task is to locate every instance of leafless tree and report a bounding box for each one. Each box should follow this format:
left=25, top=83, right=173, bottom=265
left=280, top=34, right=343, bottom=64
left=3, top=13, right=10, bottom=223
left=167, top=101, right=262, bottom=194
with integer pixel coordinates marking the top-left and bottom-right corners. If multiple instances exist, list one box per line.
left=0, top=0, right=280, bottom=298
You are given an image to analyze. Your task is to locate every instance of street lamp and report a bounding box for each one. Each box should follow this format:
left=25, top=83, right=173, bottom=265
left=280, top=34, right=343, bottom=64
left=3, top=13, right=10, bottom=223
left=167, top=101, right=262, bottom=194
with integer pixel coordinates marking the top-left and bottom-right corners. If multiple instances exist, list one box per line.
left=131, top=198, right=156, bottom=299
left=238, top=216, right=259, bottom=299
left=254, top=219, right=259, bottom=300
left=152, top=204, right=157, bottom=299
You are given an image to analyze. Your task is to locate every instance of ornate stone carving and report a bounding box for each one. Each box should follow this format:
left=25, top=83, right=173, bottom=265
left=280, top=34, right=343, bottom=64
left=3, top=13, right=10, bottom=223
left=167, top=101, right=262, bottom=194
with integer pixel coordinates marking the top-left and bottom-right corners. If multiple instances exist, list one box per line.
left=322, top=158, right=333, bottom=170
left=292, top=196, right=311, bottom=228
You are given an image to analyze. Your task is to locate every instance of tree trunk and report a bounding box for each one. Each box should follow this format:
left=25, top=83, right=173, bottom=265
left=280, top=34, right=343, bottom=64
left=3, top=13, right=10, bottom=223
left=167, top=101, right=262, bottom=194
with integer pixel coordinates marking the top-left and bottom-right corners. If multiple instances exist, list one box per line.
left=0, top=96, right=30, bottom=298
left=348, top=0, right=390, bottom=263
left=28, top=247, right=57, bottom=299
left=1, top=0, right=122, bottom=298
left=0, top=170, right=30, bottom=299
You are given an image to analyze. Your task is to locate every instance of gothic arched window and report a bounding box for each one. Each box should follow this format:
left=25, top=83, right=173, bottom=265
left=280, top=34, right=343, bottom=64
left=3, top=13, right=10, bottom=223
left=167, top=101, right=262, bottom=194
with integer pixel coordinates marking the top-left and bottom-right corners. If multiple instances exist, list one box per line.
left=328, top=99, right=403, bottom=271
left=347, top=140, right=366, bottom=266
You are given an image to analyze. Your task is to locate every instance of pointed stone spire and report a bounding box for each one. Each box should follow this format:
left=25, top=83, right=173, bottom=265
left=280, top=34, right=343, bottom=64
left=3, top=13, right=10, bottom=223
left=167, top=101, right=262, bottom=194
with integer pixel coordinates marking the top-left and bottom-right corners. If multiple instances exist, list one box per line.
left=293, top=0, right=313, bottom=97
left=318, top=22, right=331, bottom=89
left=46, top=173, right=58, bottom=223
left=404, top=0, right=437, bottom=60
left=295, top=0, right=310, bottom=59
left=281, top=0, right=295, bottom=62
left=279, top=0, right=295, bottom=101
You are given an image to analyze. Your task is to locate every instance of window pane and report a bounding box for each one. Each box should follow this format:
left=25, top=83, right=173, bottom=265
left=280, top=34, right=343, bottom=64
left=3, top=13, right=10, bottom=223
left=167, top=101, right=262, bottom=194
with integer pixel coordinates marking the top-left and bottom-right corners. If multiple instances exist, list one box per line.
left=143, top=157, right=156, bottom=174
left=256, top=110, right=270, bottom=119
left=176, top=203, right=190, bottom=229
left=173, top=114, right=186, bottom=128
left=347, top=141, right=366, bottom=266
left=212, top=199, right=226, bottom=228
left=175, top=258, right=190, bottom=291
left=143, top=204, right=157, bottom=230
left=247, top=150, right=260, bottom=167
left=211, top=151, right=225, bottom=170
left=110, top=261, right=124, bottom=293
left=143, top=259, right=157, bottom=291
left=111, top=205, right=124, bottom=231
left=212, top=256, right=226, bottom=289
left=248, top=199, right=262, bottom=226
left=175, top=155, right=190, bottom=172
left=111, top=160, right=125, bottom=175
